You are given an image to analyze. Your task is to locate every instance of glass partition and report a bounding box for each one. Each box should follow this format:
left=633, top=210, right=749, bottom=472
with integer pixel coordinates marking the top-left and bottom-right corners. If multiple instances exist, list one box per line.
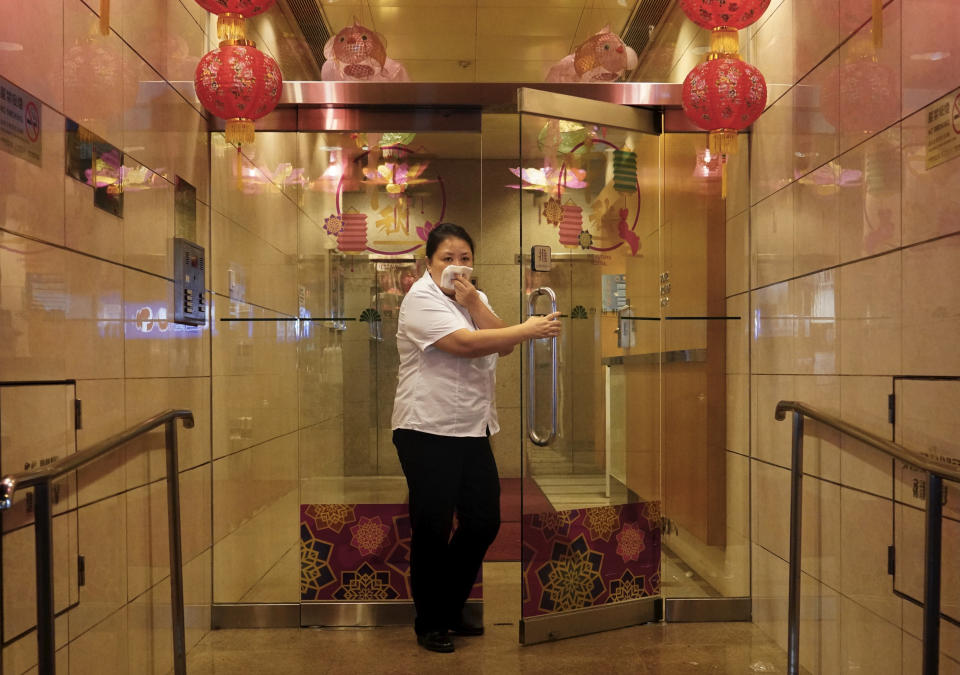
left=208, top=101, right=749, bottom=631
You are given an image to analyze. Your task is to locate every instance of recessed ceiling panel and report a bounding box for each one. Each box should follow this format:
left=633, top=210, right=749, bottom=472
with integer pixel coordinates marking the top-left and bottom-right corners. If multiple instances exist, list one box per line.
left=477, top=8, right=583, bottom=37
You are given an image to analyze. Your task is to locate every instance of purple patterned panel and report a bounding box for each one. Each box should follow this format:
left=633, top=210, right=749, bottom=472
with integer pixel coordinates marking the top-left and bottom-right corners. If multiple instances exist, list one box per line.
left=301, top=504, right=481, bottom=602
left=521, top=502, right=661, bottom=618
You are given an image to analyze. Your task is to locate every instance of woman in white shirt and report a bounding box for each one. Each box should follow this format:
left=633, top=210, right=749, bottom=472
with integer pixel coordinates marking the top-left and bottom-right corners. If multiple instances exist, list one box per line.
left=392, top=223, right=561, bottom=653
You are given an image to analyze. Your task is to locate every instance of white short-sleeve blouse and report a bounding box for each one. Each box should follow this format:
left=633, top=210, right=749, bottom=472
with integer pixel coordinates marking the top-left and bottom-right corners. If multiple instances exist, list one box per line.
left=391, top=271, right=499, bottom=437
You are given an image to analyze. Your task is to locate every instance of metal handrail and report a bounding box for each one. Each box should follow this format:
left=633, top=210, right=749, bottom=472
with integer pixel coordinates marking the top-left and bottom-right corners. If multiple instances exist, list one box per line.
left=0, top=409, right=194, bottom=675
left=775, top=400, right=960, bottom=675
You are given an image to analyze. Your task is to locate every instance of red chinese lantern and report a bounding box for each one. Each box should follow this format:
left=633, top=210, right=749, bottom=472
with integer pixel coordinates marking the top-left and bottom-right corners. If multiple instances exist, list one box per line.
left=678, top=0, right=771, bottom=56
left=194, top=0, right=275, bottom=42
left=194, top=43, right=282, bottom=146
left=678, top=0, right=771, bottom=29
left=682, top=56, right=767, bottom=196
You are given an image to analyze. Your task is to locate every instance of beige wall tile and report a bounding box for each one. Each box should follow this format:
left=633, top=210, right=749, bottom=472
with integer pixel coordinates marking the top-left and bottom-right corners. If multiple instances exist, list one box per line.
left=902, top=235, right=960, bottom=375
left=750, top=543, right=788, bottom=652
left=751, top=375, right=840, bottom=479
left=751, top=282, right=793, bottom=374
left=835, top=2, right=902, bottom=155
left=123, top=166, right=174, bottom=278
left=2, top=513, right=75, bottom=641
left=792, top=271, right=839, bottom=375
left=839, top=376, right=895, bottom=498
left=123, top=269, right=209, bottom=379
left=212, top=486, right=298, bottom=603
left=794, top=181, right=838, bottom=278
left=840, top=488, right=901, bottom=625
left=0, top=105, right=65, bottom=245
left=71, top=494, right=127, bottom=639
left=751, top=185, right=794, bottom=288
left=212, top=433, right=298, bottom=543
left=727, top=372, right=749, bottom=456
left=902, top=598, right=960, bottom=666
left=838, top=126, right=902, bottom=263
left=793, top=0, right=839, bottom=80
left=63, top=0, right=124, bottom=148
left=839, top=596, right=902, bottom=674
left=839, top=251, right=902, bottom=376
left=210, top=211, right=298, bottom=314
left=794, top=54, right=839, bottom=180
left=901, top=0, right=960, bottom=118
left=726, top=211, right=749, bottom=296
left=124, top=377, right=210, bottom=488
left=3, top=632, right=68, bottom=675
left=76, top=378, right=126, bottom=507
left=0, top=0, right=63, bottom=108
left=68, top=607, right=127, bottom=675
left=801, top=476, right=841, bottom=590
left=753, top=460, right=790, bottom=560
left=901, top=106, right=960, bottom=245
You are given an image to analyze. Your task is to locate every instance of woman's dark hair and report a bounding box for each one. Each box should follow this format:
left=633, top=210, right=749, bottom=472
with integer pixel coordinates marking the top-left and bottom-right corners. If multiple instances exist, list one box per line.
left=425, top=222, right=474, bottom=260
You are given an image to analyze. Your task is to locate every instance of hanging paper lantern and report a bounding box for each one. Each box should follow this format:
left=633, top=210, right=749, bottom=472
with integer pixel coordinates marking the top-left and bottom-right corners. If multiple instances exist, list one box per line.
left=678, top=0, right=770, bottom=56
left=338, top=211, right=368, bottom=253
left=194, top=43, right=282, bottom=145
left=683, top=57, right=766, bottom=142
left=194, top=0, right=275, bottom=42
left=612, top=149, right=637, bottom=193
left=558, top=201, right=583, bottom=248
left=682, top=56, right=766, bottom=196
left=678, top=0, right=771, bottom=30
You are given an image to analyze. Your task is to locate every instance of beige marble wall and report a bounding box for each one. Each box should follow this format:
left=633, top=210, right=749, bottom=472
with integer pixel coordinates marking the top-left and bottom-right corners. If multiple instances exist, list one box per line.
left=739, top=0, right=960, bottom=671
left=0, top=0, right=215, bottom=670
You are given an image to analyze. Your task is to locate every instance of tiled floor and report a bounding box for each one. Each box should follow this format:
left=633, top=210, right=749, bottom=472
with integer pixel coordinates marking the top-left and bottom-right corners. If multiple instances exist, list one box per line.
left=189, top=562, right=791, bottom=674
left=186, top=619, right=790, bottom=674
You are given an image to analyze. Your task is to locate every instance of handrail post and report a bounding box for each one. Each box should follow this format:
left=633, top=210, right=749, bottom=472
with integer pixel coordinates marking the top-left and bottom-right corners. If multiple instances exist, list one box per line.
left=922, top=472, right=943, bottom=675
left=165, top=420, right=187, bottom=675
left=787, top=411, right=804, bottom=675
left=34, top=481, right=56, bottom=674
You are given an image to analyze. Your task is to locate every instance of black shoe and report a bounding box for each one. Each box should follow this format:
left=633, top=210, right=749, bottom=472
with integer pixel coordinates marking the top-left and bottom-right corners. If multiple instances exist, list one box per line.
left=417, top=630, right=455, bottom=653
left=448, top=619, right=484, bottom=636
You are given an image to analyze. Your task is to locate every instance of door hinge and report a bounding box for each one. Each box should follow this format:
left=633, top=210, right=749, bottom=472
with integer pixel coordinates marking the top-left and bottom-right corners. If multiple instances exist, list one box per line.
left=78, top=555, right=86, bottom=587
left=887, top=545, right=895, bottom=575
left=887, top=393, right=895, bottom=425
left=74, top=398, right=83, bottom=431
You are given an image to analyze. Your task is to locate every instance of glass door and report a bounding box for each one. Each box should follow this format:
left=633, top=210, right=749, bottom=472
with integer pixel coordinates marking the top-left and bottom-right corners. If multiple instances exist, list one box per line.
left=517, top=89, right=663, bottom=643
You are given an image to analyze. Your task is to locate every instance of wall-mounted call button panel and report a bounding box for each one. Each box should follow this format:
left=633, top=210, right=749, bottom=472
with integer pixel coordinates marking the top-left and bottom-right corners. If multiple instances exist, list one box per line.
left=174, top=237, right=206, bottom=326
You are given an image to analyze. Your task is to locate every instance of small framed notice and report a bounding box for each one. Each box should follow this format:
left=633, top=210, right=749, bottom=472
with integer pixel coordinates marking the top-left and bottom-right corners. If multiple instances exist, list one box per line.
left=531, top=244, right=552, bottom=272
left=926, top=88, right=960, bottom=171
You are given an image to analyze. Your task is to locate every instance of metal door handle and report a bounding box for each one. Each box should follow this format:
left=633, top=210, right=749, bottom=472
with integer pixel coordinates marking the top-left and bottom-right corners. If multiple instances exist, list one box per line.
left=527, top=287, right=558, bottom=446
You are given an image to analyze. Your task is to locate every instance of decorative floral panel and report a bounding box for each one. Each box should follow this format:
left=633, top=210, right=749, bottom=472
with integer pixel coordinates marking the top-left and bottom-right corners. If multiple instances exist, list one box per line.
left=301, top=504, right=481, bottom=602
left=522, top=502, right=660, bottom=618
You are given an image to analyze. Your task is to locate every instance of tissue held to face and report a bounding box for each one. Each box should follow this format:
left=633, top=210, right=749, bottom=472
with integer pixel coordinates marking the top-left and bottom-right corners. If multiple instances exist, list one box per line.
left=545, top=26, right=638, bottom=82
left=428, top=237, right=473, bottom=296
left=321, top=22, right=410, bottom=81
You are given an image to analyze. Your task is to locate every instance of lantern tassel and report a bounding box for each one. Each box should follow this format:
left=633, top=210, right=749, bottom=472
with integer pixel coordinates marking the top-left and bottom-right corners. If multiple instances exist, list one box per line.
left=218, top=14, right=247, bottom=43
left=225, top=118, right=255, bottom=146
left=709, top=130, right=738, bottom=200
left=872, top=0, right=883, bottom=50
left=99, top=0, right=110, bottom=35
left=709, top=27, right=740, bottom=58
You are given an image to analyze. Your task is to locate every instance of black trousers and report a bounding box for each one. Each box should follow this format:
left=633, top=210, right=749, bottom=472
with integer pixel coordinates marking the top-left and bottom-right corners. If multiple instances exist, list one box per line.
left=393, top=428, right=501, bottom=635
